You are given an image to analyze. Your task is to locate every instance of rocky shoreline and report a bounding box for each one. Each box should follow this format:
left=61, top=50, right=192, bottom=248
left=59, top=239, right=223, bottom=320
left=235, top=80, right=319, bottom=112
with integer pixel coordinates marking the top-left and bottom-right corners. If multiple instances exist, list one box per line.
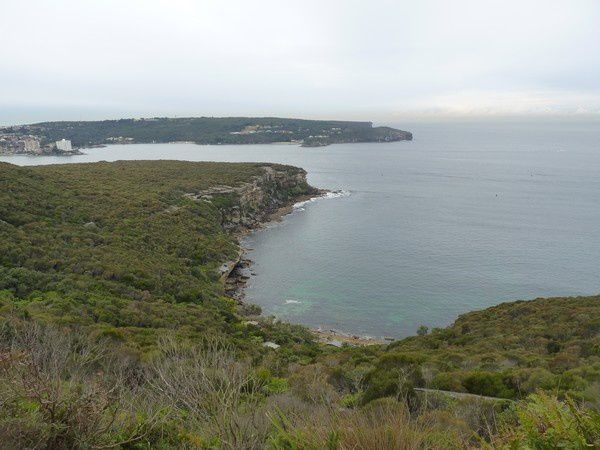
left=219, top=172, right=386, bottom=347
left=223, top=190, right=324, bottom=302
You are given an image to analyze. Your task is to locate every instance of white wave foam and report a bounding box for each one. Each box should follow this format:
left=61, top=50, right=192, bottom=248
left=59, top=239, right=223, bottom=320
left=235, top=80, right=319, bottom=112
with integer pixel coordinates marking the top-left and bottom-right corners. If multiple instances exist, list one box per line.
left=323, top=189, right=351, bottom=199
left=293, top=190, right=350, bottom=209
left=293, top=199, right=312, bottom=208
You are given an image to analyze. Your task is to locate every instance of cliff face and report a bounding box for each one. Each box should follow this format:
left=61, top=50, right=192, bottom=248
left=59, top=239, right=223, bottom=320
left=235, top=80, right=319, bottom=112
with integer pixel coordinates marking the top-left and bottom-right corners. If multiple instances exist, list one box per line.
left=185, top=165, right=319, bottom=232
left=190, top=165, right=319, bottom=284
left=224, top=166, right=319, bottom=230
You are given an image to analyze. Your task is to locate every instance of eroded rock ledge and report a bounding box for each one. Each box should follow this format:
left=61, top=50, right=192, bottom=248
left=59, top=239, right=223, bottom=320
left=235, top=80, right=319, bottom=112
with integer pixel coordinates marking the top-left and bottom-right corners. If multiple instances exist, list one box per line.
left=184, top=165, right=322, bottom=285
left=185, top=165, right=321, bottom=231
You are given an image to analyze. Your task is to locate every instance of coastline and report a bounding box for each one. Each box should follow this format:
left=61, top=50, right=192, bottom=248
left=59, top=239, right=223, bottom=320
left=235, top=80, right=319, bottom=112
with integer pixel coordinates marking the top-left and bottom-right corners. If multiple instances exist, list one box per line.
left=223, top=190, right=325, bottom=300
left=0, top=148, right=85, bottom=157
left=312, top=328, right=387, bottom=346
left=5, top=136, right=407, bottom=157
left=224, top=188, right=387, bottom=347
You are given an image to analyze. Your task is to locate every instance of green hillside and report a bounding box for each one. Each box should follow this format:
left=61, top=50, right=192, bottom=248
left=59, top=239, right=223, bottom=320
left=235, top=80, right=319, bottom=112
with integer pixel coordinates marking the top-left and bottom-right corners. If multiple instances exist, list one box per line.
left=3, top=117, right=412, bottom=148
left=0, top=161, right=317, bottom=352
left=335, top=295, right=599, bottom=403
left=0, top=161, right=598, bottom=449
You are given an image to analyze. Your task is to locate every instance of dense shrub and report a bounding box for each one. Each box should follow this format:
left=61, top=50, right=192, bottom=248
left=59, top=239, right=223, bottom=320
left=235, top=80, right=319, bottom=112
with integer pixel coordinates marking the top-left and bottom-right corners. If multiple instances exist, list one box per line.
left=462, top=371, right=516, bottom=399
left=361, top=353, right=424, bottom=404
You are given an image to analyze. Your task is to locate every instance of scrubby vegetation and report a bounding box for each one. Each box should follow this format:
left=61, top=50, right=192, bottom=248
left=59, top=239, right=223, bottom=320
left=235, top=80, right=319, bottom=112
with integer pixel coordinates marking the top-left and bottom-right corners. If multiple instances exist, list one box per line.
left=0, top=160, right=598, bottom=448
left=0, top=160, right=316, bottom=351
left=336, top=295, right=600, bottom=404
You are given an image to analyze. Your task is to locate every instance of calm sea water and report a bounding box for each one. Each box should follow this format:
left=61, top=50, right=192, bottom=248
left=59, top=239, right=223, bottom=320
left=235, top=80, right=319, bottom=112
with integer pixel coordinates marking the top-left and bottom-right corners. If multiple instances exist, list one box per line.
left=3, top=120, right=600, bottom=337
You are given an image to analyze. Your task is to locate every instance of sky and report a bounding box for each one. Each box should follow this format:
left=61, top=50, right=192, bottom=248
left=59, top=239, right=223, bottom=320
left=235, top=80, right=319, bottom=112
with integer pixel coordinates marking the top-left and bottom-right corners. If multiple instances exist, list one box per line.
left=2, top=0, right=600, bottom=125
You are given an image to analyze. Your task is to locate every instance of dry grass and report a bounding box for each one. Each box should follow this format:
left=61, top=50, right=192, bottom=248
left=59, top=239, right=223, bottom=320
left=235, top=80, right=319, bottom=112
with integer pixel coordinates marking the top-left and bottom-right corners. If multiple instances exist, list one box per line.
left=266, top=398, right=469, bottom=449
left=0, top=322, right=156, bottom=449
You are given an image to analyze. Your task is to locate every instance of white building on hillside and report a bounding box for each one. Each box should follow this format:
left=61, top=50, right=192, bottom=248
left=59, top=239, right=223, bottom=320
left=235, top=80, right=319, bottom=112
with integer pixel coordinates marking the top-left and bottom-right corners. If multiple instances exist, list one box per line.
left=55, top=139, right=72, bottom=152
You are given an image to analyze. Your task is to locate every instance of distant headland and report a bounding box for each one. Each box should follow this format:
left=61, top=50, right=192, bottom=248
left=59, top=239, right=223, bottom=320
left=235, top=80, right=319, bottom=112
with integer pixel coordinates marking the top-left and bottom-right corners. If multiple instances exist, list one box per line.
left=0, top=117, right=412, bottom=155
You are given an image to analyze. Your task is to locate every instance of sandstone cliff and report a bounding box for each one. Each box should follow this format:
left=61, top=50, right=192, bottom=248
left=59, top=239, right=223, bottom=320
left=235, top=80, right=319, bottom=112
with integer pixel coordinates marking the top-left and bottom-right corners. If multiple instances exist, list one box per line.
left=185, top=165, right=319, bottom=232
left=182, top=165, right=320, bottom=283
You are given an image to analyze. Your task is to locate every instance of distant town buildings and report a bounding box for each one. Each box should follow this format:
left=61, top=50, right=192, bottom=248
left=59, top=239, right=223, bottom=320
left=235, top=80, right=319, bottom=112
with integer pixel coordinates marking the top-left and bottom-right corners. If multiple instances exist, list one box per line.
left=106, top=136, right=134, bottom=143
left=0, top=133, right=43, bottom=155
left=55, top=139, right=72, bottom=152
left=0, top=130, right=80, bottom=156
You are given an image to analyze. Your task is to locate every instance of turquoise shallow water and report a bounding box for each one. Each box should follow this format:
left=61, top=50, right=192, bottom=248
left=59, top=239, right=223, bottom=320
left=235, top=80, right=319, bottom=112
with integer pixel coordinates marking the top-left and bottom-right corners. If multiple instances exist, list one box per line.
left=4, top=120, right=600, bottom=337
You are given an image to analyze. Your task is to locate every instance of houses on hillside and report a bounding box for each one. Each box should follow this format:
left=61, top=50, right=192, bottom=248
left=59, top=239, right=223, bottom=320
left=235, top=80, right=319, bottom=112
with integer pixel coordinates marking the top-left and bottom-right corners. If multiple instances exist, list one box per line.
left=0, top=132, right=77, bottom=156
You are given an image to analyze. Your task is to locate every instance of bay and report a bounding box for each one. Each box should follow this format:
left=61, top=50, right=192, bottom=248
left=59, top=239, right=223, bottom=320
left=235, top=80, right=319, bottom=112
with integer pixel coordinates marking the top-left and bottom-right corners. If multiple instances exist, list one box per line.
left=3, top=120, right=599, bottom=337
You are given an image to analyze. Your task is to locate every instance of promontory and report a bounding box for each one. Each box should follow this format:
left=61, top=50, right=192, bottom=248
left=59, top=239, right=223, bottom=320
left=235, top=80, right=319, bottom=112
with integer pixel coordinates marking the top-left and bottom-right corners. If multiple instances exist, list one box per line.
left=0, top=117, right=412, bottom=154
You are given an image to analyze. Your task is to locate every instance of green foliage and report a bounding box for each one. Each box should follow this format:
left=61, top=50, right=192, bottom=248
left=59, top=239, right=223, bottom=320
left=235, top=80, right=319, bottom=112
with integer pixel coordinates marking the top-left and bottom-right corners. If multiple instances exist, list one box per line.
left=340, top=393, right=361, bottom=408
left=362, top=353, right=424, bottom=404
left=1, top=159, right=599, bottom=448
left=257, top=368, right=289, bottom=394
left=0, top=160, right=315, bottom=354
left=347, top=296, right=600, bottom=404
left=462, top=371, right=516, bottom=399
left=497, top=393, right=600, bottom=448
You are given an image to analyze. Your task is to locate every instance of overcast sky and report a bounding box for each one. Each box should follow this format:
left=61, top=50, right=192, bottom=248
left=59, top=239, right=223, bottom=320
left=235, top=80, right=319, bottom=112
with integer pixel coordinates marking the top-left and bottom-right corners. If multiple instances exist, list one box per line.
left=2, top=0, right=600, bottom=124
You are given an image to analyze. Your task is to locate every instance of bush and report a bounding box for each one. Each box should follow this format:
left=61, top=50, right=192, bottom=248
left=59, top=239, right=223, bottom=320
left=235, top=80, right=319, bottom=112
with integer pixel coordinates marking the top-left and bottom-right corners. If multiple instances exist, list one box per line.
left=496, top=392, right=600, bottom=448
left=362, top=353, right=424, bottom=405
left=462, top=371, right=516, bottom=399
left=432, top=372, right=464, bottom=392
left=0, top=323, right=157, bottom=449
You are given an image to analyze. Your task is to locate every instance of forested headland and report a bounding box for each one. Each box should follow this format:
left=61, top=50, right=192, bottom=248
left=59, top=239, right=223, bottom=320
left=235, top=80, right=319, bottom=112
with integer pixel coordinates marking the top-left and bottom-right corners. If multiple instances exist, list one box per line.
left=1, top=117, right=413, bottom=149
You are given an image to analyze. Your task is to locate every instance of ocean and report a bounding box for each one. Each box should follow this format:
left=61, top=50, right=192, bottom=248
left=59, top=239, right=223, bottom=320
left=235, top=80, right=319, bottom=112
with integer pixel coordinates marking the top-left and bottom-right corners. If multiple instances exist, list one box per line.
left=3, top=120, right=599, bottom=337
